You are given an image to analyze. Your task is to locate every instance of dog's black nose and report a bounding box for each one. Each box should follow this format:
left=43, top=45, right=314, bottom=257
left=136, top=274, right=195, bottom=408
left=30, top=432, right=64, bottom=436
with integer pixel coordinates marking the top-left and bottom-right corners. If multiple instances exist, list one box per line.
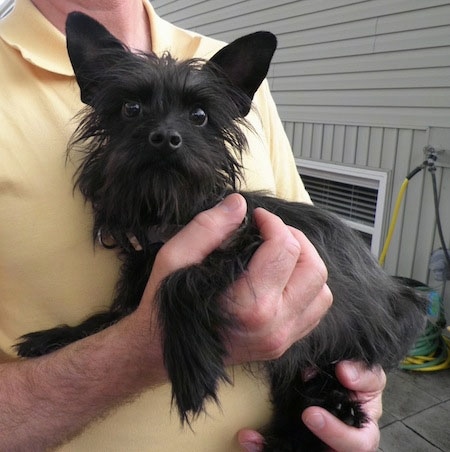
left=149, top=129, right=182, bottom=151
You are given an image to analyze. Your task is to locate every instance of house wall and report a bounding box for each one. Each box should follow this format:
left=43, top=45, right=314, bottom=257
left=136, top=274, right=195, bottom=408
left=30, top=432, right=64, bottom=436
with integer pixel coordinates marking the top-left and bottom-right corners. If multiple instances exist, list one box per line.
left=153, top=0, right=450, bottom=314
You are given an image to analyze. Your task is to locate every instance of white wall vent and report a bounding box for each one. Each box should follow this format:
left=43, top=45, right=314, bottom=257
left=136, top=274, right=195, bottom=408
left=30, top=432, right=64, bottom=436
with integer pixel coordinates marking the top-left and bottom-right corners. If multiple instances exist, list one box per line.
left=296, top=159, right=389, bottom=257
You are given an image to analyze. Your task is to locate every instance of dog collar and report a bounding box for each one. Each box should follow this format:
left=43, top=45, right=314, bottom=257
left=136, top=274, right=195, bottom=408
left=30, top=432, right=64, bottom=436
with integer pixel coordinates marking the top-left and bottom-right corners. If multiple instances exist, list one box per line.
left=97, top=225, right=184, bottom=251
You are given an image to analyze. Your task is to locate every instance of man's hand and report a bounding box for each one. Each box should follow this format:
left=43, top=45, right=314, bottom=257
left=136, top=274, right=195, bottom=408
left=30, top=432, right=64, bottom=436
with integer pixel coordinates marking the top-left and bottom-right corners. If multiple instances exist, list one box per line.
left=238, top=361, right=386, bottom=452
left=302, top=361, right=385, bottom=452
left=139, top=193, right=332, bottom=366
left=226, top=206, right=332, bottom=363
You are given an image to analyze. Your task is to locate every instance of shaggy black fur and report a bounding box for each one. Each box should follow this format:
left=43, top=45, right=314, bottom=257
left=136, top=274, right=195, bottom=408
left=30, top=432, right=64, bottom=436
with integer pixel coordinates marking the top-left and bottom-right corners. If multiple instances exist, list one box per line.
left=16, top=12, right=427, bottom=451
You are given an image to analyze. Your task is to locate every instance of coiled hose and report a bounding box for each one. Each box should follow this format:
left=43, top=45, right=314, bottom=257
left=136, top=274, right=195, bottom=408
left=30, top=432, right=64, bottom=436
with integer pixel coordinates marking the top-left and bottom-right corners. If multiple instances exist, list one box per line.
left=379, top=155, right=450, bottom=371
left=399, top=282, right=450, bottom=371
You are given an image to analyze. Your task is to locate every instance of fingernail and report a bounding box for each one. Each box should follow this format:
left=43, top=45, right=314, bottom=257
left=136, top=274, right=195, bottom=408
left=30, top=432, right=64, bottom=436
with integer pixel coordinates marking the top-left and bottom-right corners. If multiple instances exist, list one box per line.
left=240, top=442, right=263, bottom=452
left=304, top=413, right=325, bottom=430
left=218, top=194, right=241, bottom=212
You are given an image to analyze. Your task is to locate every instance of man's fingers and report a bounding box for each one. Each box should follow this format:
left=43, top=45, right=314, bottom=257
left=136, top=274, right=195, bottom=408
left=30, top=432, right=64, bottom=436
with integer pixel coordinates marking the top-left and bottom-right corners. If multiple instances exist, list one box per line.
left=140, top=193, right=246, bottom=309
left=226, top=208, right=302, bottom=341
left=335, top=361, right=386, bottom=394
left=283, top=226, right=331, bottom=331
left=226, top=208, right=332, bottom=362
left=302, top=407, right=380, bottom=452
left=287, top=226, right=328, bottom=290
left=154, top=193, right=247, bottom=279
left=237, top=429, right=264, bottom=452
left=241, top=207, right=301, bottom=301
left=302, top=363, right=385, bottom=451
left=335, top=361, right=386, bottom=424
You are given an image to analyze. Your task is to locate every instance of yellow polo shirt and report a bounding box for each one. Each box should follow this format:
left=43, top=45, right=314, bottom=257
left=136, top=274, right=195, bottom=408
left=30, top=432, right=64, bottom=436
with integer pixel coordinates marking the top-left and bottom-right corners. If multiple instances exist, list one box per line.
left=0, top=1, right=310, bottom=450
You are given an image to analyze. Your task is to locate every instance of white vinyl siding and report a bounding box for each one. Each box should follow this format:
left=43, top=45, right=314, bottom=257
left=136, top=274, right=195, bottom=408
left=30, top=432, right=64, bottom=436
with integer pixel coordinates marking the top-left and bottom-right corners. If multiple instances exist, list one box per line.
left=153, top=0, right=450, bottom=312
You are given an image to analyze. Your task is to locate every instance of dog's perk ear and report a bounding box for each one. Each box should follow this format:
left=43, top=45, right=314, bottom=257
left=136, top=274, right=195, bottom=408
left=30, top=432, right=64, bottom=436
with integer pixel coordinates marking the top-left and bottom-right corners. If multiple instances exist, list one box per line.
left=209, top=32, right=277, bottom=116
left=66, top=12, right=126, bottom=105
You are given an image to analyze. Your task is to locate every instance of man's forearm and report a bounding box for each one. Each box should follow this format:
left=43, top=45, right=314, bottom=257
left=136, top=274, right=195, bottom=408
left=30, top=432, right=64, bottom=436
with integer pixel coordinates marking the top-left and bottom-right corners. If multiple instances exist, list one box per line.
left=0, top=312, right=164, bottom=451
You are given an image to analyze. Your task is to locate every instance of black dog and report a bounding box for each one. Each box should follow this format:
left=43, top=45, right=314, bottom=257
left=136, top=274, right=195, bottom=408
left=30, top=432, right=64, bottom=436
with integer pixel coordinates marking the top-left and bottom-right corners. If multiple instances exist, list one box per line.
left=16, top=12, right=426, bottom=451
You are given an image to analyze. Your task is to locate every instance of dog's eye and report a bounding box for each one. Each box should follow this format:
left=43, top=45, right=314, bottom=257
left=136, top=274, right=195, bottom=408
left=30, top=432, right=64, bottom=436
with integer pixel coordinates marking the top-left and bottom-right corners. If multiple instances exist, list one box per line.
left=122, top=101, right=142, bottom=118
left=189, top=107, right=208, bottom=127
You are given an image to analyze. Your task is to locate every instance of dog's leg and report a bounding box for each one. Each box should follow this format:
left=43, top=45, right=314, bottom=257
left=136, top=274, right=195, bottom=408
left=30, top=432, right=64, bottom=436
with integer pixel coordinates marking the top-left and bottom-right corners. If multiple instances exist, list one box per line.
left=157, top=261, right=234, bottom=423
left=15, top=311, right=125, bottom=357
left=157, top=232, right=261, bottom=423
left=15, top=247, right=159, bottom=358
left=262, top=364, right=367, bottom=451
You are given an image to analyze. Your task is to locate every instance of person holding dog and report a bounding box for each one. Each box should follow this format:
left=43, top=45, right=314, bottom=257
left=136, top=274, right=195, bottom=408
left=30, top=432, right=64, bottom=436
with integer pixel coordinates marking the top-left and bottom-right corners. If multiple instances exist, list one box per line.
left=0, top=0, right=385, bottom=451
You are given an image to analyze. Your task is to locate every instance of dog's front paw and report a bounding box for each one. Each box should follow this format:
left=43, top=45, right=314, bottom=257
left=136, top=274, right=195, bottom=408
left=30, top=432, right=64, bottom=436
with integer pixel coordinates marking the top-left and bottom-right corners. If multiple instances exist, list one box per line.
left=15, top=326, right=79, bottom=357
left=15, top=311, right=124, bottom=358
left=326, top=389, right=367, bottom=427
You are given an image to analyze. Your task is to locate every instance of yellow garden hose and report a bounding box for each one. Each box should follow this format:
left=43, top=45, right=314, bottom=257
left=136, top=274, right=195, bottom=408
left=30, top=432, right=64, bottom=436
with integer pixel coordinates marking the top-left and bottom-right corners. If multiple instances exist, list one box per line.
left=378, top=178, right=409, bottom=267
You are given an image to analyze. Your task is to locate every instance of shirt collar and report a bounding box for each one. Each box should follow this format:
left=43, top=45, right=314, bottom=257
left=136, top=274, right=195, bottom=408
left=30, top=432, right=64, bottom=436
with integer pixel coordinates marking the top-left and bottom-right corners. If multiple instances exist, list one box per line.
left=0, top=0, right=70, bottom=74
left=0, top=0, right=203, bottom=76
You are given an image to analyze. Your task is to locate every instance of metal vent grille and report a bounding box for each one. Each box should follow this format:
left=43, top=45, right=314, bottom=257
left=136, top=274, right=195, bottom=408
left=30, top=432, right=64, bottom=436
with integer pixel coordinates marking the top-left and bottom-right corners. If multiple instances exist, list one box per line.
left=301, top=175, right=377, bottom=227
left=296, top=159, right=389, bottom=257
